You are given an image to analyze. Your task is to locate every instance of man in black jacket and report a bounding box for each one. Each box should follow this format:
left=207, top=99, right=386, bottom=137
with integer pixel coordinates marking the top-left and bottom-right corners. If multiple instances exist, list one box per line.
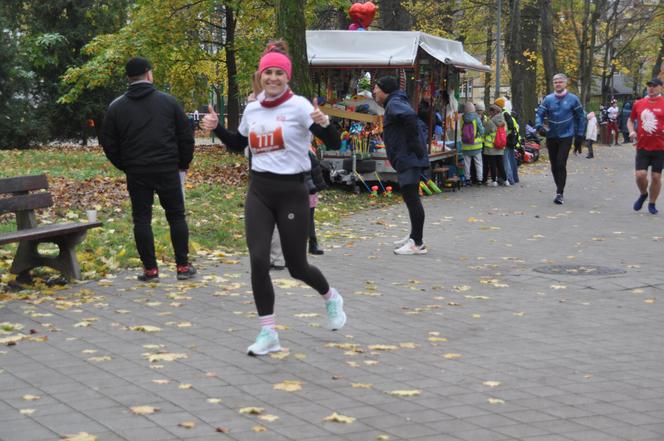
left=100, top=57, right=196, bottom=281
left=373, top=76, right=429, bottom=255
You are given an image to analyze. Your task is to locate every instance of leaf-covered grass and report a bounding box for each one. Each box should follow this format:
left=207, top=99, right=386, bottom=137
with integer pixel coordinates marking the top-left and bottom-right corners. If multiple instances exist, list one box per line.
left=0, top=146, right=397, bottom=282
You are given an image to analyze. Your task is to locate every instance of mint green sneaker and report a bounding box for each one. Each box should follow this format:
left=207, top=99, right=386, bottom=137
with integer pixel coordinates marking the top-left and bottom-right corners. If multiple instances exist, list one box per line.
left=247, top=328, right=281, bottom=356
left=325, top=289, right=347, bottom=331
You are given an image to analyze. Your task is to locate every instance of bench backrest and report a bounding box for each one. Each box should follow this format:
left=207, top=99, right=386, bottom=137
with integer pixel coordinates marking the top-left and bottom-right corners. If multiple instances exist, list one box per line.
left=0, top=175, right=54, bottom=216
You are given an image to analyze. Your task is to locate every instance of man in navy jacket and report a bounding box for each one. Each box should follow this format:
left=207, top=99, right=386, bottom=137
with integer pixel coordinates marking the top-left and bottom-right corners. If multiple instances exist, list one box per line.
left=374, top=76, right=429, bottom=255
left=536, top=73, right=586, bottom=205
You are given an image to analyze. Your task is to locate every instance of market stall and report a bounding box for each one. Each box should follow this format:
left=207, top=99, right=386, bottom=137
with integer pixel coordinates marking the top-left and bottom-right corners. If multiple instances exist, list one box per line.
left=306, top=30, right=491, bottom=191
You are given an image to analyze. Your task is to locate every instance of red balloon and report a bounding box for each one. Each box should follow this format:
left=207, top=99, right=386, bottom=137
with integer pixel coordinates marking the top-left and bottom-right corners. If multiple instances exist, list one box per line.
left=349, top=2, right=376, bottom=29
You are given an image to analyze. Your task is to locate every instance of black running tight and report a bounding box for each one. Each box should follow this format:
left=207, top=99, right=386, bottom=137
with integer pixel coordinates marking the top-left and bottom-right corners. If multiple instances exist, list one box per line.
left=401, top=184, right=425, bottom=246
left=546, top=136, right=573, bottom=195
left=245, top=172, right=329, bottom=316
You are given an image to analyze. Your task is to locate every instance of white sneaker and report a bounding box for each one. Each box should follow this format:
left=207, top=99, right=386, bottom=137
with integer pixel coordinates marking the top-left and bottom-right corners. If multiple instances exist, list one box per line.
left=490, top=181, right=498, bottom=187
left=325, top=288, right=347, bottom=331
left=247, top=328, right=281, bottom=356
left=393, top=234, right=410, bottom=246
left=504, top=181, right=511, bottom=187
left=394, top=239, right=428, bottom=255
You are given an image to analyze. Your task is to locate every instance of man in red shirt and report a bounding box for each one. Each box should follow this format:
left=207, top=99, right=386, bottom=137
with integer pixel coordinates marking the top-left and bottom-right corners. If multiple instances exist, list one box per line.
left=628, top=78, right=664, bottom=214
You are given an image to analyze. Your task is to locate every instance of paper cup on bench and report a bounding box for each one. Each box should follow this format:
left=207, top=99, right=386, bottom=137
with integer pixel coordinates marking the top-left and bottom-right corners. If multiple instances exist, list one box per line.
left=86, top=210, right=98, bottom=223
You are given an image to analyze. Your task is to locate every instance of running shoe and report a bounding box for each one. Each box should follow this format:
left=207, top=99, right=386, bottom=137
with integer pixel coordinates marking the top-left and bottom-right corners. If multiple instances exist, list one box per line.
left=554, top=194, right=564, bottom=205
left=176, top=264, right=197, bottom=280
left=648, top=203, right=658, bottom=215
left=247, top=328, right=281, bottom=356
left=137, top=268, right=159, bottom=282
left=393, top=234, right=411, bottom=246
left=394, top=239, right=428, bottom=255
left=633, top=193, right=648, bottom=211
left=325, top=289, right=347, bottom=331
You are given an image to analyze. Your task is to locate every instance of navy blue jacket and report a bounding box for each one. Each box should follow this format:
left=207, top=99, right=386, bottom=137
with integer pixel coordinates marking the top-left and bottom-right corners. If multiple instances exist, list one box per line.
left=382, top=91, right=429, bottom=172
left=535, top=92, right=586, bottom=139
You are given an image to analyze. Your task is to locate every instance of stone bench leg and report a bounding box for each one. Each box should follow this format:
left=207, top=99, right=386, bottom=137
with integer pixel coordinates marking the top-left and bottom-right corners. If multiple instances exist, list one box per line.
left=10, top=231, right=88, bottom=282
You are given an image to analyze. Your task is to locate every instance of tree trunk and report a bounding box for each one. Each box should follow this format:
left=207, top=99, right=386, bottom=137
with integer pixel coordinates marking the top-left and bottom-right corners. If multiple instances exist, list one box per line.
left=539, top=0, right=557, bottom=89
left=577, top=0, right=590, bottom=106
left=521, top=2, right=539, bottom=124
left=581, top=1, right=601, bottom=107
left=224, top=4, right=240, bottom=131
left=379, top=0, right=413, bottom=30
left=652, top=32, right=664, bottom=81
left=276, top=0, right=313, bottom=98
left=506, top=0, right=525, bottom=121
left=484, top=24, right=493, bottom=111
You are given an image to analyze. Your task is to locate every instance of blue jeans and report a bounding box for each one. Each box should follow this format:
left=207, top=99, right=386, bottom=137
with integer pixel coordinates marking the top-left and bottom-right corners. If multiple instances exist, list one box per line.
left=503, top=147, right=519, bottom=184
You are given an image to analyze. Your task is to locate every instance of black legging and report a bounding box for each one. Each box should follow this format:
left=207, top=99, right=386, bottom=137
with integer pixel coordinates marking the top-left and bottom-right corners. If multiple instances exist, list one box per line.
left=486, top=155, right=507, bottom=182
left=245, top=172, right=329, bottom=316
left=547, top=136, right=573, bottom=195
left=401, top=184, right=425, bottom=246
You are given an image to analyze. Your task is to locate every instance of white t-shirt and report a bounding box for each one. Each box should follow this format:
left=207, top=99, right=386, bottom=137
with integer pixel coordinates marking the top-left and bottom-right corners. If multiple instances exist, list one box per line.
left=608, top=106, right=619, bottom=122
left=238, top=94, right=314, bottom=174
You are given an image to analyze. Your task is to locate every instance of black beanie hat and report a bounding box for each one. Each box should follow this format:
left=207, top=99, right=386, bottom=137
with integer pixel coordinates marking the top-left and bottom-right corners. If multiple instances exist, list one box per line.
left=125, top=57, right=152, bottom=77
left=376, top=76, right=399, bottom=94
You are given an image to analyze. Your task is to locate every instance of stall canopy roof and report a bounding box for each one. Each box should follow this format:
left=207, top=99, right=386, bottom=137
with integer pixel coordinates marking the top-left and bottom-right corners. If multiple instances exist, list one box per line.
left=306, top=30, right=491, bottom=73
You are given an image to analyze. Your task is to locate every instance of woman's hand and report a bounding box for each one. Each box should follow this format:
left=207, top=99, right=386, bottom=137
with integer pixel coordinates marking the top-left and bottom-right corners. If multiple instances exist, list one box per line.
left=310, top=97, right=330, bottom=127
left=201, top=104, right=219, bottom=131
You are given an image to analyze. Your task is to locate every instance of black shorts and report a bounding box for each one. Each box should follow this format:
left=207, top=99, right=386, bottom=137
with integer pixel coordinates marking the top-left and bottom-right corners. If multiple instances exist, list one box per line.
left=635, top=149, right=664, bottom=173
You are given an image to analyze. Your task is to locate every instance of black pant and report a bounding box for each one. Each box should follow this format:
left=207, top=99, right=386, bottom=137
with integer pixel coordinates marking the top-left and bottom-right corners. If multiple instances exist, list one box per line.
left=245, top=172, right=329, bottom=316
left=486, top=155, right=506, bottom=182
left=126, top=171, right=189, bottom=269
left=401, top=184, right=425, bottom=245
left=547, top=137, right=573, bottom=195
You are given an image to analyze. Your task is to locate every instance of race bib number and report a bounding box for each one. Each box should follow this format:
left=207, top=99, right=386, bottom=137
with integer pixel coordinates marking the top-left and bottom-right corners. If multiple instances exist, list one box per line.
left=248, top=122, right=285, bottom=154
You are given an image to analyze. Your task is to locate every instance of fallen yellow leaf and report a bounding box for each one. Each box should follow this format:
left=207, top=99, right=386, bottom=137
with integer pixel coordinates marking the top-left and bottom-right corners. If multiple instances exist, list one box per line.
left=152, top=379, right=169, bottom=385
left=60, top=433, right=97, bottom=441
left=323, top=412, right=356, bottom=424
left=487, top=397, right=505, bottom=404
left=178, top=421, right=195, bottom=429
left=129, top=325, right=162, bottom=333
left=178, top=384, right=192, bottom=390
left=239, top=407, right=264, bottom=415
left=207, top=398, right=222, bottom=404
left=368, top=344, right=398, bottom=351
left=87, top=356, right=112, bottom=363
left=130, top=405, right=159, bottom=415
left=144, top=353, right=188, bottom=363
left=351, top=383, right=373, bottom=389
left=273, top=380, right=302, bottom=392
left=258, top=414, right=280, bottom=422
left=442, top=353, right=462, bottom=360
left=22, top=394, right=41, bottom=401
left=252, top=425, right=267, bottom=432
left=388, top=390, right=421, bottom=397
left=483, top=381, right=502, bottom=388
left=19, top=408, right=35, bottom=415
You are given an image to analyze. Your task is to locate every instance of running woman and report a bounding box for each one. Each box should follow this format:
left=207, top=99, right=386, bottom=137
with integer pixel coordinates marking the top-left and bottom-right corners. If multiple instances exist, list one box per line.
left=535, top=73, right=586, bottom=205
left=202, top=40, right=345, bottom=355
left=628, top=78, right=664, bottom=215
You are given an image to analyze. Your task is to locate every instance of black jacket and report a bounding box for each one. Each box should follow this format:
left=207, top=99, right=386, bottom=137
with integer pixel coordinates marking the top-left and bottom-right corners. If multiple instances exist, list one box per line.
left=100, top=82, right=194, bottom=174
left=382, top=91, right=429, bottom=172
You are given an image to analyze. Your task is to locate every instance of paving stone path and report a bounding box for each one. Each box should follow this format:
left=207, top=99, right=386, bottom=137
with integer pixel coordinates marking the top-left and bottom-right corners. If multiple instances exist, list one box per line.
left=1, top=143, right=663, bottom=441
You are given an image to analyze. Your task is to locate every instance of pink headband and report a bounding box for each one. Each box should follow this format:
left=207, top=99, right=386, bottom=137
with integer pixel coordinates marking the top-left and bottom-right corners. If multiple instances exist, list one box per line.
left=258, top=52, right=292, bottom=79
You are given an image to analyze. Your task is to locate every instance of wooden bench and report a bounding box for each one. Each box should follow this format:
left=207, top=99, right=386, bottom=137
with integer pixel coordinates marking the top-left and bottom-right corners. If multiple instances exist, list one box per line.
left=0, top=175, right=102, bottom=283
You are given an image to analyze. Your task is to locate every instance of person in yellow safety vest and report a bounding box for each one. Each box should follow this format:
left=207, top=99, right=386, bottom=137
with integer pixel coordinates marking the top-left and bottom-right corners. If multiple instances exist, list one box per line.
left=461, top=101, right=484, bottom=184
left=495, top=98, right=520, bottom=185
left=483, top=104, right=509, bottom=186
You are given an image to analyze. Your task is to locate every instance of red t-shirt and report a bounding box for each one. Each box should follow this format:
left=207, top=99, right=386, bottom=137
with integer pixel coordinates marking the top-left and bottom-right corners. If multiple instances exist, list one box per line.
left=630, top=96, right=664, bottom=151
